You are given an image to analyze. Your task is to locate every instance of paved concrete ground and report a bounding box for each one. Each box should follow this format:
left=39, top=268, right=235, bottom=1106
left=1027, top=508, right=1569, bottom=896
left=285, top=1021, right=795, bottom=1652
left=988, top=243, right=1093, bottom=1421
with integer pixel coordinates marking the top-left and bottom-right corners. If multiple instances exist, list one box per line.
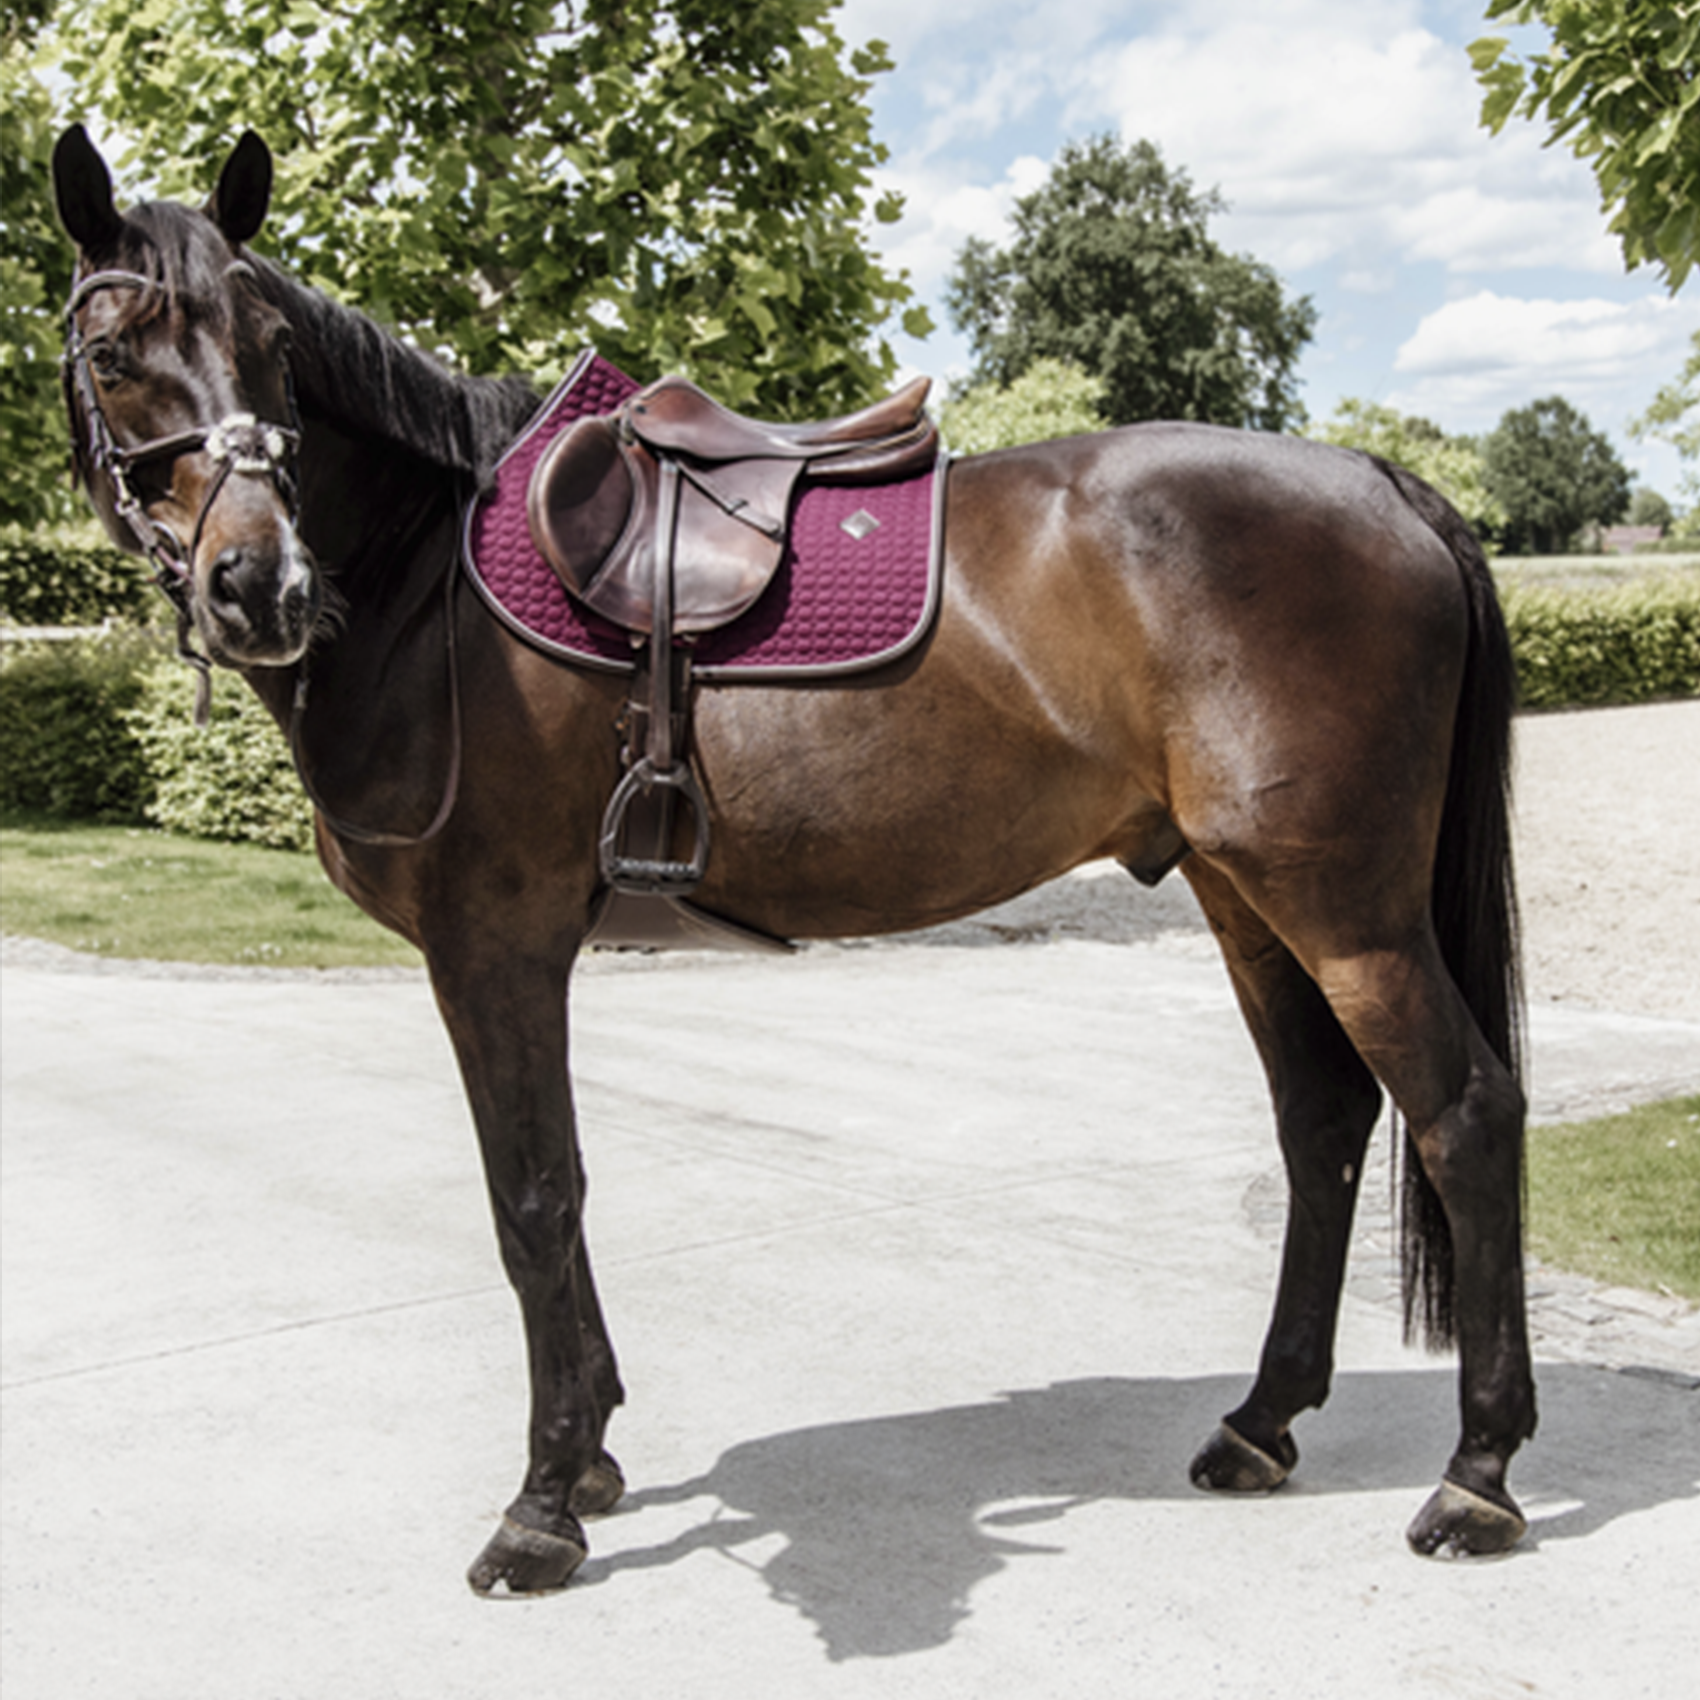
left=4, top=913, right=1697, bottom=1698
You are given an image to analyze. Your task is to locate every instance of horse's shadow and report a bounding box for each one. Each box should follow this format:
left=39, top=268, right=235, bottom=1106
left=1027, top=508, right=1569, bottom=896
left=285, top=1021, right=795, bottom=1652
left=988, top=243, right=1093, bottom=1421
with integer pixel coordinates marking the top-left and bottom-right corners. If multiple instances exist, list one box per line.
left=579, top=1365, right=1697, bottom=1660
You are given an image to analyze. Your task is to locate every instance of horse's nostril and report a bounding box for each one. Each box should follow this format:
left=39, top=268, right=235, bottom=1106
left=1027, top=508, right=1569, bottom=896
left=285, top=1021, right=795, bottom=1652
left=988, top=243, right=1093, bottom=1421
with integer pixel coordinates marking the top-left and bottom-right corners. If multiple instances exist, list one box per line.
left=207, top=546, right=246, bottom=609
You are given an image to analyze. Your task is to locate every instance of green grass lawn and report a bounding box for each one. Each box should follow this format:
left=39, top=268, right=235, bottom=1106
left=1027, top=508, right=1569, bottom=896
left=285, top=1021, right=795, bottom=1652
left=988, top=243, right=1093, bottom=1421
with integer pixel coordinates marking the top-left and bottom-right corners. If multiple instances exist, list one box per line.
left=1527, top=1096, right=1700, bottom=1302
left=0, top=810, right=421, bottom=969
left=1490, top=551, right=1700, bottom=591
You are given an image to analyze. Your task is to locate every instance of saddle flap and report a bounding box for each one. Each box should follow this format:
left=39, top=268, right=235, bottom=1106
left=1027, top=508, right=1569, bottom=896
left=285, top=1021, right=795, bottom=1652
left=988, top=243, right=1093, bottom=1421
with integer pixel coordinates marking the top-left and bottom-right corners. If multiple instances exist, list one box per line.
left=525, top=417, right=636, bottom=607
left=526, top=417, right=798, bottom=635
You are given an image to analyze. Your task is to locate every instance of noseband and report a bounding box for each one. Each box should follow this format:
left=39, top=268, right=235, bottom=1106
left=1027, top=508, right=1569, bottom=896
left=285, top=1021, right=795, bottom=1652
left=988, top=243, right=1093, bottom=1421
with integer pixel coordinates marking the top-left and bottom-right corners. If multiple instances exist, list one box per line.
left=63, top=267, right=304, bottom=714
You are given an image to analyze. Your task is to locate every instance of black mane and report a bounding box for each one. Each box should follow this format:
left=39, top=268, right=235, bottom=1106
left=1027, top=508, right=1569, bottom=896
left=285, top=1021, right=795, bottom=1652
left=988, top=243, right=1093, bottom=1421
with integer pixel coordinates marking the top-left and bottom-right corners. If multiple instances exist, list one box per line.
left=118, top=200, right=541, bottom=486
left=247, top=252, right=540, bottom=486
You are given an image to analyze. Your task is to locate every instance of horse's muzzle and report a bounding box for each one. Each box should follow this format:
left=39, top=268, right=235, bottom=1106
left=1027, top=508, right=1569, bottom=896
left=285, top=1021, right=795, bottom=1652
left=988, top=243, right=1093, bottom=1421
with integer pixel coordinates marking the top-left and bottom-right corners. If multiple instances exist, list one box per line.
left=197, top=530, right=321, bottom=666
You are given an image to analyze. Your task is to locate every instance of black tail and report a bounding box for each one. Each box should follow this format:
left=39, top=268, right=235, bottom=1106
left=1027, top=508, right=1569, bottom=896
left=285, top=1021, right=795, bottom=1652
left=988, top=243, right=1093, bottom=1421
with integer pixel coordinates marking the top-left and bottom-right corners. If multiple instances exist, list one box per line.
left=1380, top=464, right=1524, bottom=1349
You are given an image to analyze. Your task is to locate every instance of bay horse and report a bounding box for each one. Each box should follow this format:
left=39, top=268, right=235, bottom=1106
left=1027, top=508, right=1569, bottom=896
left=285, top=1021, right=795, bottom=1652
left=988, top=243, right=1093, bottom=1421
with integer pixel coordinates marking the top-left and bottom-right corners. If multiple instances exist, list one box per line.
left=52, top=125, right=1535, bottom=1594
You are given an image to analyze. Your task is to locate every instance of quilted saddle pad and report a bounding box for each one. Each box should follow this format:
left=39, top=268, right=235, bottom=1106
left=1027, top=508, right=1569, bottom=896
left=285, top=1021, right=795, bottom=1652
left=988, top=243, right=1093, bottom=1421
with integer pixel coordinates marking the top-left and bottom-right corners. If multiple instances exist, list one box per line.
left=463, top=351, right=945, bottom=678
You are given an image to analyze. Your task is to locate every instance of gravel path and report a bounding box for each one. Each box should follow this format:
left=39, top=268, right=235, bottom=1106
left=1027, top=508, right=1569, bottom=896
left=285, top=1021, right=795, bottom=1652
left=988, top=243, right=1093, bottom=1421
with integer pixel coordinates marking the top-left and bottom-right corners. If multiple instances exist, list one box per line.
left=1512, top=699, right=1700, bottom=1025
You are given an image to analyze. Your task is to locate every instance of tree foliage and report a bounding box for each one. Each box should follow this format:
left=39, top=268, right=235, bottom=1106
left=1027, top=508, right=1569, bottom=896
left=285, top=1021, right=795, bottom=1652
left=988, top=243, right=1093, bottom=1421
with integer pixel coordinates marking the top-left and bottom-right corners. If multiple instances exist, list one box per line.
left=936, top=359, right=1107, bottom=454
left=946, top=135, right=1316, bottom=432
left=1307, top=399, right=1505, bottom=534
left=1472, top=1, right=1700, bottom=291
left=1, top=5, right=78, bottom=530
left=43, top=0, right=925, bottom=418
left=1631, top=326, right=1700, bottom=524
left=1482, top=395, right=1633, bottom=554
left=1626, top=484, right=1675, bottom=528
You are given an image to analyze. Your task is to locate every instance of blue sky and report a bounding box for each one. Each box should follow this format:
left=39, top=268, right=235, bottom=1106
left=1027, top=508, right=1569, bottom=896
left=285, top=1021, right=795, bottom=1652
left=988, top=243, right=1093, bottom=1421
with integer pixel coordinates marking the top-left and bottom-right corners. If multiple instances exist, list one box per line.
left=839, top=0, right=1699, bottom=496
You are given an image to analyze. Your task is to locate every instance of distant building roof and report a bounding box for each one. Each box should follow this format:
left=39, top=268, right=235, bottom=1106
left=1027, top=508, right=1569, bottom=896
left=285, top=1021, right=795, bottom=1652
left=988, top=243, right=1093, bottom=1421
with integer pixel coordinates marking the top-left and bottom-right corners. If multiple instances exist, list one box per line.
left=1600, top=525, right=1664, bottom=554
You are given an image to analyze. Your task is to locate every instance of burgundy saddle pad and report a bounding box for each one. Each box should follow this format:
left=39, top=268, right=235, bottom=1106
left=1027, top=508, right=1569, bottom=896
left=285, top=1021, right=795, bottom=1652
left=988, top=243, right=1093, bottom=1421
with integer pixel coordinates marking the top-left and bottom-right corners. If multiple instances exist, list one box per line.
left=463, top=352, right=944, bottom=677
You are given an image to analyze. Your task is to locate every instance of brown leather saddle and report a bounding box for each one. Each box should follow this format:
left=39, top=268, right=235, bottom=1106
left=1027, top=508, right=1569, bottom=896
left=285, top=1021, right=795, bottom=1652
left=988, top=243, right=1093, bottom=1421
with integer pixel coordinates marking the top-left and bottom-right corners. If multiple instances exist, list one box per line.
left=524, top=372, right=938, bottom=948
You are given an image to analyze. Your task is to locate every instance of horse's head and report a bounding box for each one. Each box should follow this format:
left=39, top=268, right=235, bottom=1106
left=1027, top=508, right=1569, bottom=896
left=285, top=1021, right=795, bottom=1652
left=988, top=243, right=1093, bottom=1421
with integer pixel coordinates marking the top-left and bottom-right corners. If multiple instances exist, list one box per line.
left=53, top=125, right=320, bottom=670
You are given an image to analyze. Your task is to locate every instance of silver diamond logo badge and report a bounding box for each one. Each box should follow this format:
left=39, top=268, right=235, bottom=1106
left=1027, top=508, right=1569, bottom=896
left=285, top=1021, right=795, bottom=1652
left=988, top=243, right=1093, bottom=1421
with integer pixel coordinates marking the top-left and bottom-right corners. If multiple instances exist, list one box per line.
left=840, top=508, right=881, bottom=541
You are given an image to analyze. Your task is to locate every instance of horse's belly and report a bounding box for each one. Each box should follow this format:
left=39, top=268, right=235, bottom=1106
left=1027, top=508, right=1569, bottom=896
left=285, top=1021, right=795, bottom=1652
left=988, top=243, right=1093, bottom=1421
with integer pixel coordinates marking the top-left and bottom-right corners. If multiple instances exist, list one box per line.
left=685, top=674, right=1166, bottom=940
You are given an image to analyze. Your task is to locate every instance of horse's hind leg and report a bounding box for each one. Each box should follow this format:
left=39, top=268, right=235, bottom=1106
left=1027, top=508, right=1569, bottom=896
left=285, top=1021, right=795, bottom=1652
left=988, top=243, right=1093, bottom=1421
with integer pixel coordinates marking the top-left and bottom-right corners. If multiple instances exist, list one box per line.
left=1182, top=860, right=1383, bottom=1495
left=1313, top=931, right=1534, bottom=1554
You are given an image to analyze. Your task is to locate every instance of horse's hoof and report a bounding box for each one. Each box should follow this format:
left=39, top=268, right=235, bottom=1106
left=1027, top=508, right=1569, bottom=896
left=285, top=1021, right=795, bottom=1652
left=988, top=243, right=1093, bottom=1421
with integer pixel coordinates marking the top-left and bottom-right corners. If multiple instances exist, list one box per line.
left=1189, top=1421, right=1297, bottom=1494
left=466, top=1512, right=588, bottom=1597
left=1406, top=1478, right=1527, bottom=1558
left=569, top=1449, right=626, bottom=1518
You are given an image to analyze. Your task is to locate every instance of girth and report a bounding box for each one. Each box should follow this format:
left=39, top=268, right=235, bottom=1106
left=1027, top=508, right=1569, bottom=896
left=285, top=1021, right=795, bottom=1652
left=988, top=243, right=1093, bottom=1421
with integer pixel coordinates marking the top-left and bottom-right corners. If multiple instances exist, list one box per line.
left=524, top=373, right=938, bottom=947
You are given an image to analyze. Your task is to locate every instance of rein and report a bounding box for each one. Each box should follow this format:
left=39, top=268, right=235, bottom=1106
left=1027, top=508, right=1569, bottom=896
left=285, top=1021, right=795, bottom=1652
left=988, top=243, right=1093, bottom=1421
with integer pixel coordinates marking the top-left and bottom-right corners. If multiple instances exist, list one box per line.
left=63, top=266, right=302, bottom=723
left=285, top=537, right=465, bottom=851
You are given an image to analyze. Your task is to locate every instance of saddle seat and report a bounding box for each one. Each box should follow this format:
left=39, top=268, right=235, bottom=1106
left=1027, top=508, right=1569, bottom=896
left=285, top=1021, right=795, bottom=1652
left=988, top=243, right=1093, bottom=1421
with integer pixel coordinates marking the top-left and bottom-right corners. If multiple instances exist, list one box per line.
left=626, top=373, right=934, bottom=463
left=526, top=373, right=937, bottom=635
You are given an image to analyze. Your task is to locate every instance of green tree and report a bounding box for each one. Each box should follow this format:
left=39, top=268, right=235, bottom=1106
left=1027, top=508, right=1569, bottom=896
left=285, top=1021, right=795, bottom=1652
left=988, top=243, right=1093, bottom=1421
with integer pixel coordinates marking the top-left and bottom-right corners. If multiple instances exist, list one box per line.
left=1630, top=328, right=1700, bottom=525
left=1307, top=399, right=1506, bottom=535
left=936, top=359, right=1107, bottom=454
left=1472, top=1, right=1700, bottom=291
left=1626, top=485, right=1674, bottom=529
left=1482, top=395, right=1633, bottom=554
left=946, top=135, right=1316, bottom=431
left=47, top=0, right=929, bottom=416
left=1, top=1, right=78, bottom=530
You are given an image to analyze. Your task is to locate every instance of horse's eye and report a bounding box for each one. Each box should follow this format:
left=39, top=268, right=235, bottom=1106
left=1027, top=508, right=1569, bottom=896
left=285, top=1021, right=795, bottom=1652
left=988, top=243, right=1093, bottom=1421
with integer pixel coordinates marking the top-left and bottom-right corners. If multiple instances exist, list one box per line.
left=87, top=337, right=125, bottom=382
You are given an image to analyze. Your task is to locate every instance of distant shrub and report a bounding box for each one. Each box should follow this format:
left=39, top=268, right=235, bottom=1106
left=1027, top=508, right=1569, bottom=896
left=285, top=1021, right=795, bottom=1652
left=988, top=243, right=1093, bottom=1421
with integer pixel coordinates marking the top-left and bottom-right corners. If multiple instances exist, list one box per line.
left=0, top=529, right=155, bottom=627
left=127, top=662, right=315, bottom=851
left=1503, top=577, right=1700, bottom=709
left=2, top=635, right=315, bottom=847
left=0, top=632, right=157, bottom=819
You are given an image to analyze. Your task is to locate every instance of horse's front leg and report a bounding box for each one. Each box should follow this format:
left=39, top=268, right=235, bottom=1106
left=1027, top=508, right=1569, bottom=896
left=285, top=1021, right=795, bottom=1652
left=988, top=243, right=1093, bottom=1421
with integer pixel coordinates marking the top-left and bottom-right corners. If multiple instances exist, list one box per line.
left=427, top=945, right=625, bottom=1595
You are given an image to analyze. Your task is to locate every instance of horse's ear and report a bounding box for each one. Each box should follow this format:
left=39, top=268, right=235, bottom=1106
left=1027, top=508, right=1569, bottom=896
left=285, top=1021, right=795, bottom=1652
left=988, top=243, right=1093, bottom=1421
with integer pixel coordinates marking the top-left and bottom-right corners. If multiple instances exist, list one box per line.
left=53, top=124, right=125, bottom=254
left=207, top=130, right=272, bottom=245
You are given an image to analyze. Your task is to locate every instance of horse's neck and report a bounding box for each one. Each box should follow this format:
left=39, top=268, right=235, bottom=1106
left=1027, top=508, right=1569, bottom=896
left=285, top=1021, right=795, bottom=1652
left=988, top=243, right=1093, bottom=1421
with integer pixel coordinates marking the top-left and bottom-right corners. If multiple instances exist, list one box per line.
left=263, top=415, right=467, bottom=839
left=298, top=411, right=460, bottom=598
left=251, top=269, right=537, bottom=837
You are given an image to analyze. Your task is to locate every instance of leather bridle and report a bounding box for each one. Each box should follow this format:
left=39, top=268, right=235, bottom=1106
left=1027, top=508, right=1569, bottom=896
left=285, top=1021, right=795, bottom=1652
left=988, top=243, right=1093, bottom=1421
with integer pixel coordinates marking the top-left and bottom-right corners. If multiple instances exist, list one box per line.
left=63, top=260, right=464, bottom=845
left=62, top=264, right=303, bottom=715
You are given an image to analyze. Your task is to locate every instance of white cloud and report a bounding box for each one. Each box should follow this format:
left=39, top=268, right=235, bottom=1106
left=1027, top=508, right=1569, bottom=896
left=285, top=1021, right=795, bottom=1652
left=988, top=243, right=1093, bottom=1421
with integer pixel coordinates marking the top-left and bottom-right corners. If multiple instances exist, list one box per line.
left=1080, top=6, right=1614, bottom=277
left=860, top=0, right=1621, bottom=346
left=852, top=0, right=1685, bottom=465
left=1341, top=269, right=1397, bottom=294
left=873, top=155, right=1049, bottom=298
left=1388, top=291, right=1700, bottom=433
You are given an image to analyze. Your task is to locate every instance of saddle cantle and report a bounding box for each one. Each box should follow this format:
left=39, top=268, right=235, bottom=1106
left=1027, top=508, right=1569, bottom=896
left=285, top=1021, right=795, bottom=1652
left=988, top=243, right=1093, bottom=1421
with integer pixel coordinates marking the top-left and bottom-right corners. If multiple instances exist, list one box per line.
left=525, top=374, right=936, bottom=634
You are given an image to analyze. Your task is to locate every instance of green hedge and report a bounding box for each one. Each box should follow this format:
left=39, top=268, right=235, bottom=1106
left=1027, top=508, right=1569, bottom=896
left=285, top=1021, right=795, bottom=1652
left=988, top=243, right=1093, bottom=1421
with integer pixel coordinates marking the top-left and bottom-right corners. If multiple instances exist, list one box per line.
left=0, top=530, right=155, bottom=627
left=1501, top=577, right=1700, bottom=710
left=126, top=661, right=316, bottom=850
left=0, top=633, right=156, bottom=819
left=1, top=639, right=313, bottom=848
